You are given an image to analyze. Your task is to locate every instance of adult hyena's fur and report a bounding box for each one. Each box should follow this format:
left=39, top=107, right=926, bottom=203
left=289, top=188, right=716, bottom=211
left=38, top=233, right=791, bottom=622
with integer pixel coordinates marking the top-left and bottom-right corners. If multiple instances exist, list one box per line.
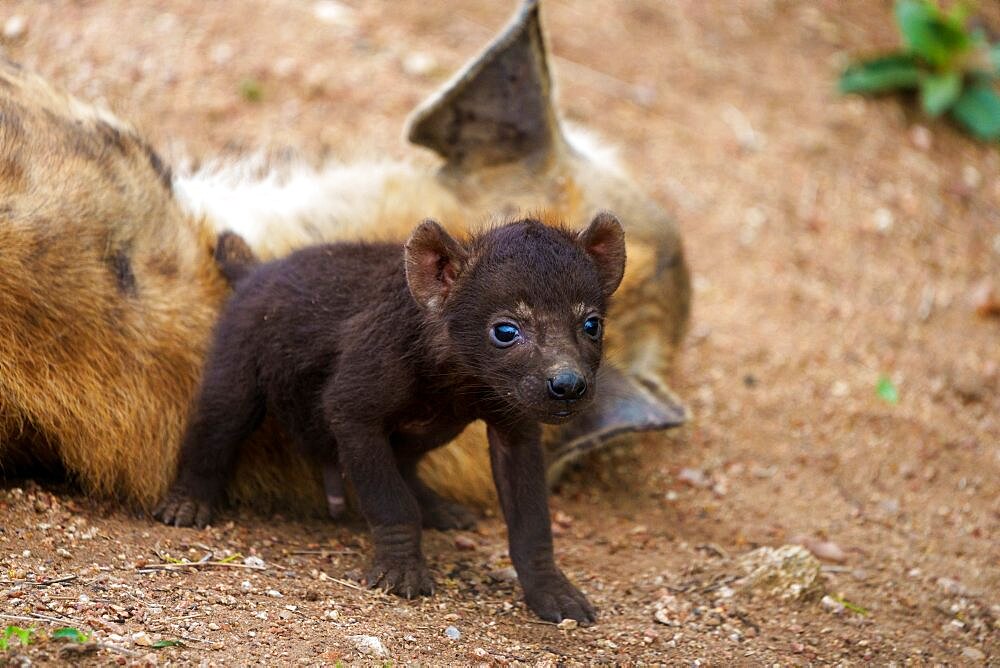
left=0, top=59, right=232, bottom=508
left=0, top=1, right=690, bottom=513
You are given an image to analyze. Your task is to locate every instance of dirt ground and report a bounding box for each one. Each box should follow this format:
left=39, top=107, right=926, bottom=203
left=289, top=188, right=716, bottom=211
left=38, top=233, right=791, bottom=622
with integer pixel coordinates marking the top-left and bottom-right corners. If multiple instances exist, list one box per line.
left=2, top=0, right=999, bottom=665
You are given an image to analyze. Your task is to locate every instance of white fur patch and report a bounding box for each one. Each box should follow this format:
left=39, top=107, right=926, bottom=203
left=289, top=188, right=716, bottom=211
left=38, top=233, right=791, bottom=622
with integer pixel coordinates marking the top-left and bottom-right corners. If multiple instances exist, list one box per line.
left=562, top=122, right=624, bottom=176
left=173, top=155, right=446, bottom=259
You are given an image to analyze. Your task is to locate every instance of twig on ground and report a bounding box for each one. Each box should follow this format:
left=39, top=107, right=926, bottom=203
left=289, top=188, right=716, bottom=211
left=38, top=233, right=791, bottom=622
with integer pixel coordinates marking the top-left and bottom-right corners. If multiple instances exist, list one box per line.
left=136, top=560, right=266, bottom=573
left=29, top=611, right=88, bottom=626
left=329, top=577, right=365, bottom=592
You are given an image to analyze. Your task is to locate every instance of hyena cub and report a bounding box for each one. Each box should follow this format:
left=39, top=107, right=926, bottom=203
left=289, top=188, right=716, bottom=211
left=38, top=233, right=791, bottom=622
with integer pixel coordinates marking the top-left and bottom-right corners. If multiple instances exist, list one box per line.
left=156, top=212, right=627, bottom=623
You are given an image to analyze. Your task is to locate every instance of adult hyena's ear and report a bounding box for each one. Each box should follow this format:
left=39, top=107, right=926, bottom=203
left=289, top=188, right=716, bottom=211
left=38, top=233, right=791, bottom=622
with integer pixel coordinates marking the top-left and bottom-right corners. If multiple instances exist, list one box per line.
left=578, top=211, right=627, bottom=297
left=404, top=219, right=469, bottom=311
left=406, top=0, right=563, bottom=172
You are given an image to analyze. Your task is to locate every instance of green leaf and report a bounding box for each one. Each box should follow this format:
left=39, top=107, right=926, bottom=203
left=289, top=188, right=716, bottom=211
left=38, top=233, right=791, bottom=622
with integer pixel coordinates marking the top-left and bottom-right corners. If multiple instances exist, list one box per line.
left=840, top=53, right=922, bottom=94
left=51, top=627, right=91, bottom=643
left=3, top=625, right=34, bottom=646
left=152, top=639, right=183, bottom=649
left=830, top=594, right=871, bottom=616
left=950, top=83, right=1000, bottom=140
left=895, top=0, right=970, bottom=67
left=946, top=0, right=973, bottom=27
left=920, top=70, right=962, bottom=115
left=240, top=79, right=263, bottom=103
left=876, top=376, right=899, bottom=404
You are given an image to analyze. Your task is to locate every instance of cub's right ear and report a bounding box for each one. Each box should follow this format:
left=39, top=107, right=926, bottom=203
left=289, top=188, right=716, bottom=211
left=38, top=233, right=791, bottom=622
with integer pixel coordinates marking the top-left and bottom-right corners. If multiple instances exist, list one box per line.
left=578, top=211, right=626, bottom=297
left=404, top=220, right=469, bottom=311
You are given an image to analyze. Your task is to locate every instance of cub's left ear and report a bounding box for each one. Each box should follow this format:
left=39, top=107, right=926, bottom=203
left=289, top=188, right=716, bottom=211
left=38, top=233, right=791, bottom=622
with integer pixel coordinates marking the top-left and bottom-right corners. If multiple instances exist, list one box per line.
left=577, top=211, right=626, bottom=296
left=404, top=219, right=469, bottom=311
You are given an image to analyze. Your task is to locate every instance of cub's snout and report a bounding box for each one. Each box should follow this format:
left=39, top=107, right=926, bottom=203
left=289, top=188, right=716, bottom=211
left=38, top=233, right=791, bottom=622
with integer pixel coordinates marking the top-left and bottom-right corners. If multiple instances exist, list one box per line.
left=547, top=369, right=588, bottom=401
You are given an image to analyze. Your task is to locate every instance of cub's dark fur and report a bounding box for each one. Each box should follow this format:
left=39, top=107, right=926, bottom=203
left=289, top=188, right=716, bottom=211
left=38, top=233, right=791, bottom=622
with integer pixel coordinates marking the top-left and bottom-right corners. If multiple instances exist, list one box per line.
left=156, top=213, right=627, bottom=624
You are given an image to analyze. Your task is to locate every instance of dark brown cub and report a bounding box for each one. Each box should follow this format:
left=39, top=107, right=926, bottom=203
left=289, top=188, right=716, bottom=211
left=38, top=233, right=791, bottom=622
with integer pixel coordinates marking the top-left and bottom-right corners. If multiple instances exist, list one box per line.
left=155, top=212, right=627, bottom=624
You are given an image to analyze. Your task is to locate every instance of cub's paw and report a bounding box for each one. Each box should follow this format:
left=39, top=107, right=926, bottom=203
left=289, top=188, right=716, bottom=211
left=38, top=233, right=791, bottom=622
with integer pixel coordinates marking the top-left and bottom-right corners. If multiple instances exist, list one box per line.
left=421, top=498, right=478, bottom=531
left=153, top=491, right=215, bottom=528
left=523, top=572, right=597, bottom=625
left=365, top=556, right=435, bottom=599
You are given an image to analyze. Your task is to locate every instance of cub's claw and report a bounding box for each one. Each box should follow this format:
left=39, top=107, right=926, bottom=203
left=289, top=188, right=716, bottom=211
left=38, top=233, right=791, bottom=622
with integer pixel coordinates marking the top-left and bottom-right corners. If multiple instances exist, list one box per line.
left=153, top=491, right=214, bottom=528
left=365, top=557, right=435, bottom=599
left=523, top=572, right=597, bottom=625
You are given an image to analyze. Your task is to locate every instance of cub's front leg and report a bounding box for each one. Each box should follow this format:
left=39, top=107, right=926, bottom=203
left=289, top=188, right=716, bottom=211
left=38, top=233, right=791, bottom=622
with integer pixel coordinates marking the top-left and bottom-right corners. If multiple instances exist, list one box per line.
left=487, top=422, right=596, bottom=624
left=331, top=419, right=434, bottom=599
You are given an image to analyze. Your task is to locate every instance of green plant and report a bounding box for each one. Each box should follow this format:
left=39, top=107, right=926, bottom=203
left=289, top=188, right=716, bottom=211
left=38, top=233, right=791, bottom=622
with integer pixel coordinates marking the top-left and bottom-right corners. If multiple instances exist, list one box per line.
left=240, top=78, right=263, bottom=103
left=50, top=627, right=91, bottom=643
left=0, top=626, right=36, bottom=651
left=876, top=375, right=900, bottom=404
left=840, top=0, right=1000, bottom=140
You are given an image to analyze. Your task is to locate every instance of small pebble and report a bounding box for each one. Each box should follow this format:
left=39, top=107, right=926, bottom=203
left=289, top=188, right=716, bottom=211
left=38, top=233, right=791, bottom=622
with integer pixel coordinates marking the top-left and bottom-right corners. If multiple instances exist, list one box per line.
left=557, top=618, right=578, bottom=630
left=266, top=589, right=282, bottom=598
left=243, top=555, right=265, bottom=568
left=454, top=535, right=476, bottom=551
left=488, top=567, right=517, bottom=583
left=403, top=52, right=437, bottom=77
left=2, top=15, right=27, bottom=41
left=969, top=279, right=1000, bottom=318
left=349, top=635, right=388, bottom=657
left=961, top=165, right=981, bottom=189
left=872, top=207, right=894, bottom=234
left=444, top=625, right=461, bottom=640
left=909, top=125, right=932, bottom=150
left=678, top=467, right=711, bottom=489
left=313, top=0, right=354, bottom=27
left=962, top=647, right=986, bottom=661
left=820, top=595, right=845, bottom=615
left=131, top=631, right=153, bottom=647
left=240, top=580, right=253, bottom=592
left=936, top=577, right=969, bottom=596
left=796, top=537, right=847, bottom=563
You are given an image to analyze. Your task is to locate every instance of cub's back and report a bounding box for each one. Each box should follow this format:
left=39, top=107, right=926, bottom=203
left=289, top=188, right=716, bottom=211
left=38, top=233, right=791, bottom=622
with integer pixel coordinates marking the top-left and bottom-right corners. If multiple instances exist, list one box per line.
left=223, top=241, right=417, bottom=374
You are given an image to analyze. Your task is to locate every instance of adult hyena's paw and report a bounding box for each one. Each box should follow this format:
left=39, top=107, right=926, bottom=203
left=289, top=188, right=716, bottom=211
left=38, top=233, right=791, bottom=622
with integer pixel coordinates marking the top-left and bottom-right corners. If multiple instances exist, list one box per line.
left=420, top=496, right=478, bottom=531
left=153, top=490, right=215, bottom=529
left=523, top=572, right=597, bottom=625
left=365, top=556, right=435, bottom=599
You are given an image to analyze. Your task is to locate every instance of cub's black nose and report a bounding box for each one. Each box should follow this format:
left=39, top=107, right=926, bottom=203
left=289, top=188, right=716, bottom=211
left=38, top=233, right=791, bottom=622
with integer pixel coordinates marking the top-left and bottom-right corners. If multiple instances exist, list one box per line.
left=547, top=370, right=588, bottom=400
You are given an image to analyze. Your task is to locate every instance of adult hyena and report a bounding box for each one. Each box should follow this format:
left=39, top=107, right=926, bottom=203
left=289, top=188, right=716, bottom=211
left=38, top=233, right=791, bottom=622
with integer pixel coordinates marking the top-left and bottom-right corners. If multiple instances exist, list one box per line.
left=0, top=0, right=689, bottom=512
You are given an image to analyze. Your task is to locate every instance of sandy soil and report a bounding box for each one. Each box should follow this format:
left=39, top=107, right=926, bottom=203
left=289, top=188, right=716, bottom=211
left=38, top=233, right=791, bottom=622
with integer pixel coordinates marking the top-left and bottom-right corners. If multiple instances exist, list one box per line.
left=1, top=0, right=998, bottom=664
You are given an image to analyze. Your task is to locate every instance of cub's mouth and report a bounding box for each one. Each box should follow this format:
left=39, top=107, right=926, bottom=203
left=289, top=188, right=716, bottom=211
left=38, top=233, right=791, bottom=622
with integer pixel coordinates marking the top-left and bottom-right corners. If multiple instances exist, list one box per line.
left=546, top=407, right=577, bottom=422
left=499, top=379, right=597, bottom=424
left=535, top=397, right=594, bottom=425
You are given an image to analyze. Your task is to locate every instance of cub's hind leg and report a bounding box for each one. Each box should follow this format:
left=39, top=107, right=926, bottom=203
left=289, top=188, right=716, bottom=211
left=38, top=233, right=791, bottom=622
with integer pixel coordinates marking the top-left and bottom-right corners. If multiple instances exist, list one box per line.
left=398, top=454, right=478, bottom=531
left=155, top=330, right=265, bottom=528
left=276, top=393, right=347, bottom=521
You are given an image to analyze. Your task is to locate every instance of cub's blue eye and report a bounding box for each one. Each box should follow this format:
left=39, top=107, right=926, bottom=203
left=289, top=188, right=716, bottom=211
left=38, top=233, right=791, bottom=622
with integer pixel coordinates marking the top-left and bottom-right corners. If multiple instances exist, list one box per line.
left=583, top=316, right=602, bottom=340
left=490, top=322, right=521, bottom=347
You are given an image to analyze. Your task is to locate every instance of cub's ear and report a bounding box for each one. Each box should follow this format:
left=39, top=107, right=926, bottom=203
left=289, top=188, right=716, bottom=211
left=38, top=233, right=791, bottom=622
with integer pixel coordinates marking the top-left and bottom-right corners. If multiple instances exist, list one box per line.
left=578, top=211, right=626, bottom=297
left=404, top=219, right=469, bottom=311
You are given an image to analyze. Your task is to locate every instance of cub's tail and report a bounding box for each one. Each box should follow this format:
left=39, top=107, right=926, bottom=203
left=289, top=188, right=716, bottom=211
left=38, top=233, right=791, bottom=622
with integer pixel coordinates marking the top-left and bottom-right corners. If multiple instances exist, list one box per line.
left=214, top=231, right=259, bottom=285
